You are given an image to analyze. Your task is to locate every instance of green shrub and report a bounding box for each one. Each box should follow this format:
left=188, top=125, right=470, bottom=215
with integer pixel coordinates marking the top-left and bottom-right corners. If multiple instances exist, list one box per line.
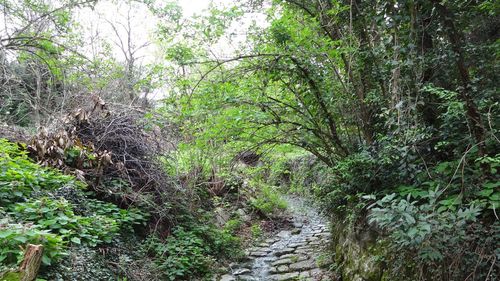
left=142, top=228, right=213, bottom=280
left=9, top=197, right=119, bottom=246
left=0, top=214, right=64, bottom=268
left=368, top=189, right=499, bottom=280
left=250, top=224, right=262, bottom=239
left=0, top=139, right=82, bottom=205
left=249, top=183, right=287, bottom=217
left=82, top=199, right=149, bottom=231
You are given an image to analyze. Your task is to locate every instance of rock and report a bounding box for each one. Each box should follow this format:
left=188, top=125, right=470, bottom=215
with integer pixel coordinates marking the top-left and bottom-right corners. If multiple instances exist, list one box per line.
left=272, top=258, right=292, bottom=266
left=299, top=271, right=310, bottom=277
left=291, top=228, right=301, bottom=235
left=274, top=248, right=295, bottom=256
left=276, top=265, right=291, bottom=273
left=277, top=230, right=291, bottom=238
left=249, top=251, right=268, bottom=257
left=236, top=275, right=255, bottom=281
left=269, top=272, right=299, bottom=281
left=219, top=274, right=236, bottom=281
left=266, top=238, right=279, bottom=244
left=236, top=208, right=252, bottom=223
left=233, top=268, right=251, bottom=275
left=287, top=242, right=304, bottom=248
left=250, top=247, right=269, bottom=252
left=258, top=242, right=269, bottom=247
left=289, top=259, right=316, bottom=271
left=215, top=207, right=230, bottom=227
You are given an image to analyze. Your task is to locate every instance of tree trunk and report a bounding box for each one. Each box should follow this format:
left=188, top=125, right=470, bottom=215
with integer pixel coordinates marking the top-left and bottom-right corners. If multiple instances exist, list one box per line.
left=432, top=1, right=487, bottom=158
left=19, top=244, right=44, bottom=281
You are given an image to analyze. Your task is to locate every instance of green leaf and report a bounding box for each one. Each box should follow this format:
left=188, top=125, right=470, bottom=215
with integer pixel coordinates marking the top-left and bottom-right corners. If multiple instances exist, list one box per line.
left=41, top=254, right=51, bottom=265
left=70, top=237, right=81, bottom=244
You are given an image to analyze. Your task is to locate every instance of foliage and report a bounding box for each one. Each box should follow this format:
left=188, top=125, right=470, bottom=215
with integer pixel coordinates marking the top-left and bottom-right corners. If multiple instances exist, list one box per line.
left=249, top=183, right=287, bottom=218
left=0, top=213, right=64, bottom=268
left=144, top=228, right=212, bottom=280
left=368, top=190, right=499, bottom=280
left=0, top=139, right=149, bottom=277
left=0, top=139, right=82, bottom=205
left=10, top=197, right=118, bottom=246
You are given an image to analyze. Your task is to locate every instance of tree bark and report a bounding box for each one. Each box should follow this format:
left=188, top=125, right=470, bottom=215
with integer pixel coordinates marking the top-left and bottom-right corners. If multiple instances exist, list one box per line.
left=19, top=244, right=44, bottom=281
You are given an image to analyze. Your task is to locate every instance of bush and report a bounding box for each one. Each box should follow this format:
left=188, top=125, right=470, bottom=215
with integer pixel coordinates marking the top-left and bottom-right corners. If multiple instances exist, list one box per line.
left=249, top=183, right=287, bottom=217
left=368, top=189, right=499, bottom=280
left=0, top=138, right=82, bottom=205
left=0, top=214, right=64, bottom=268
left=142, top=228, right=213, bottom=280
left=0, top=138, right=149, bottom=276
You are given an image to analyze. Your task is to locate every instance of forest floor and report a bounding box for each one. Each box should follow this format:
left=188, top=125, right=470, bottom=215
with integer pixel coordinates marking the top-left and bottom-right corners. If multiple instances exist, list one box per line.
left=218, top=196, right=333, bottom=281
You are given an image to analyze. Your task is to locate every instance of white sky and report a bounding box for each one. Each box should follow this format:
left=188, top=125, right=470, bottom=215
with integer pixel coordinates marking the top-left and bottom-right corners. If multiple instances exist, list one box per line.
left=75, top=0, right=253, bottom=63
left=73, top=0, right=268, bottom=100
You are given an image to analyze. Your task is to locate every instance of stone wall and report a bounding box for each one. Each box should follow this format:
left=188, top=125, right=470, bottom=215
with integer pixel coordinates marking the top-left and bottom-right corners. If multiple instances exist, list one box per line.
left=331, top=221, right=387, bottom=281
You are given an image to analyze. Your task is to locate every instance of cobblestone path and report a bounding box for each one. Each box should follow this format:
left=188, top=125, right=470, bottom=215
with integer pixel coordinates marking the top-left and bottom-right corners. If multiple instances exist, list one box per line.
left=218, top=196, right=332, bottom=281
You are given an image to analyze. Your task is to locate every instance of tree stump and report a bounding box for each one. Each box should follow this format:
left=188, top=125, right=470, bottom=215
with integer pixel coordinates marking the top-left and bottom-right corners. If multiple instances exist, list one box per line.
left=18, top=244, right=44, bottom=281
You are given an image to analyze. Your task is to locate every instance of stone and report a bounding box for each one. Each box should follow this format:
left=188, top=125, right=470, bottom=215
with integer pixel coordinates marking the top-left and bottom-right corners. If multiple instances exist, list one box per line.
left=268, top=266, right=278, bottom=274
left=269, top=272, right=299, bottom=281
left=250, top=247, right=269, bottom=252
left=233, top=268, right=251, bottom=275
left=266, top=238, right=279, bottom=243
left=289, top=259, right=316, bottom=271
left=274, top=248, right=295, bottom=256
left=249, top=251, right=268, bottom=257
left=276, top=265, right=290, bottom=273
left=272, top=258, right=292, bottom=266
left=299, top=271, right=310, bottom=277
left=277, top=230, right=291, bottom=238
left=236, top=208, right=252, bottom=223
left=236, top=275, right=255, bottom=281
left=219, top=274, right=236, bottom=281
left=287, top=242, right=304, bottom=248
left=291, top=228, right=301, bottom=235
left=215, top=207, right=231, bottom=227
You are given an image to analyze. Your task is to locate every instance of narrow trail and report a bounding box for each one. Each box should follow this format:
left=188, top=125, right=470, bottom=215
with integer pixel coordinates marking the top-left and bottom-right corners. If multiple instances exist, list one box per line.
left=219, top=196, right=333, bottom=281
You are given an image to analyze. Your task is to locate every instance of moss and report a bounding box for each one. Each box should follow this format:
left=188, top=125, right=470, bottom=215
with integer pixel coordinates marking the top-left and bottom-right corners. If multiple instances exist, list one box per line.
left=0, top=271, right=21, bottom=281
left=330, top=222, right=385, bottom=281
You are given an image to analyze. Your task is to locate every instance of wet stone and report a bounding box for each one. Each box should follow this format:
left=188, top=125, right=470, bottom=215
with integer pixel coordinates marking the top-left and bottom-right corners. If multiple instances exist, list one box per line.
left=299, top=271, right=310, bottom=277
left=221, top=196, right=332, bottom=280
left=220, top=274, right=236, bottom=281
left=277, top=230, right=291, bottom=238
left=289, top=259, right=316, bottom=271
left=233, top=268, right=251, bottom=275
left=287, top=242, right=305, bottom=248
left=270, top=272, right=299, bottom=281
left=275, top=248, right=295, bottom=256
left=249, top=251, right=268, bottom=257
left=235, top=275, right=255, bottom=281
left=266, top=238, right=279, bottom=243
left=272, top=258, right=292, bottom=266
left=275, top=264, right=290, bottom=273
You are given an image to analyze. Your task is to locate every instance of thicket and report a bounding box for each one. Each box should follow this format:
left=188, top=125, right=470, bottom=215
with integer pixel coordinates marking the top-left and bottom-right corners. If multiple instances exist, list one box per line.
left=1, top=0, right=499, bottom=280
left=155, top=0, right=499, bottom=280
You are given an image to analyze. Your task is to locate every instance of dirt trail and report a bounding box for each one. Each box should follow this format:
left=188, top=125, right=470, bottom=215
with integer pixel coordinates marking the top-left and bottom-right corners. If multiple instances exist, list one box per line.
left=219, top=196, right=333, bottom=281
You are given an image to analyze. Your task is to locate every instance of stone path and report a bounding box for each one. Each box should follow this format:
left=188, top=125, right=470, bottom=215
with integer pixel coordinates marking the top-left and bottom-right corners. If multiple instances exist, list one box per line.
left=218, top=196, right=332, bottom=281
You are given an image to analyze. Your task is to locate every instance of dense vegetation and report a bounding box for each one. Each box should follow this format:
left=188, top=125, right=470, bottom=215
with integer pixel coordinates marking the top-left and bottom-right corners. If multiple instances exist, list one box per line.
left=1, top=0, right=498, bottom=280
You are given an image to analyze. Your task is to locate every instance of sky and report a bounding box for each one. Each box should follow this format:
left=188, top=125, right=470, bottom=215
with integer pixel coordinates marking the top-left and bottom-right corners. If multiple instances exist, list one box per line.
left=74, top=0, right=268, bottom=100
left=75, top=0, right=252, bottom=63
